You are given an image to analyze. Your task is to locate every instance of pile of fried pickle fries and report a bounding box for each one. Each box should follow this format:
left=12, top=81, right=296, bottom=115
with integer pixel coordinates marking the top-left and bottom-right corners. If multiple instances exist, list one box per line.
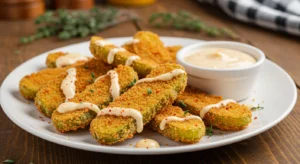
left=19, top=31, right=252, bottom=145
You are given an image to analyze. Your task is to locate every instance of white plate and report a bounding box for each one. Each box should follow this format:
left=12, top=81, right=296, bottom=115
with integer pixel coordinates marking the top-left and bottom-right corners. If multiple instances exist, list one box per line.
left=0, top=37, right=297, bottom=155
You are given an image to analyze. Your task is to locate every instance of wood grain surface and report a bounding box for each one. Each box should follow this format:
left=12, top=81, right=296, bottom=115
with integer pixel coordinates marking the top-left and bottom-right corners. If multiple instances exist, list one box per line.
left=0, top=0, right=299, bottom=163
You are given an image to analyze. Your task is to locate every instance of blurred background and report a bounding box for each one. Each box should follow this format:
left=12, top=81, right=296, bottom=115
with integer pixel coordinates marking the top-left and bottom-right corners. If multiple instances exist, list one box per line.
left=0, top=0, right=155, bottom=20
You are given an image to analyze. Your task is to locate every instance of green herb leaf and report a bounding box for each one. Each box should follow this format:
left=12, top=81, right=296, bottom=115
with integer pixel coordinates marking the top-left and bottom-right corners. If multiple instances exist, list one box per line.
left=90, top=72, right=95, bottom=82
left=127, top=79, right=136, bottom=87
left=3, top=159, right=15, bottom=164
left=183, top=110, right=189, bottom=116
left=84, top=65, right=89, bottom=69
left=20, top=8, right=136, bottom=44
left=149, top=10, right=238, bottom=39
left=178, top=100, right=187, bottom=108
left=206, top=125, right=213, bottom=136
left=90, top=89, right=94, bottom=93
left=147, top=88, right=152, bottom=95
left=251, top=104, right=264, bottom=111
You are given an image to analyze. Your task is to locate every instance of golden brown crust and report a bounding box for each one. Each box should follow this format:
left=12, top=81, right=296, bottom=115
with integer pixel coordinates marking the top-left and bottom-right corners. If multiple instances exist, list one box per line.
left=46, top=52, right=66, bottom=68
left=122, top=31, right=173, bottom=64
left=150, top=105, right=205, bottom=143
left=35, top=58, right=113, bottom=117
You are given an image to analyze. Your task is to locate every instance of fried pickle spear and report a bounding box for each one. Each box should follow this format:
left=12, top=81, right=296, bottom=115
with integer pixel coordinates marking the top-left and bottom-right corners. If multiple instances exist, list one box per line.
left=46, top=52, right=66, bottom=68
left=89, top=36, right=157, bottom=78
left=19, top=67, right=67, bottom=100
left=149, top=105, right=205, bottom=143
left=122, top=31, right=173, bottom=64
left=90, top=63, right=187, bottom=145
left=19, top=56, right=89, bottom=100
left=51, top=65, right=138, bottom=132
left=174, top=87, right=252, bottom=131
left=35, top=59, right=112, bottom=117
left=46, top=52, right=90, bottom=68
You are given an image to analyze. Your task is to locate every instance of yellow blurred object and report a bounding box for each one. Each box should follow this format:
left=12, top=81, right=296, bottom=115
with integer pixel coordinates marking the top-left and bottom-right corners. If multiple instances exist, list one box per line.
left=108, top=0, right=155, bottom=6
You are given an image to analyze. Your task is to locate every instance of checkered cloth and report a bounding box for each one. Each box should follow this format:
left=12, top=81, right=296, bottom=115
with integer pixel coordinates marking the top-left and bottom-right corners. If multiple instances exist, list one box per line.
left=198, top=0, right=300, bottom=36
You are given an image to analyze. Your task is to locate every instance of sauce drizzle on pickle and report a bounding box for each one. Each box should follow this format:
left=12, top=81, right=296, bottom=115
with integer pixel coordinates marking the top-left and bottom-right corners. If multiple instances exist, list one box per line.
left=159, top=115, right=202, bottom=130
left=61, top=68, right=77, bottom=101
left=200, top=99, right=236, bottom=118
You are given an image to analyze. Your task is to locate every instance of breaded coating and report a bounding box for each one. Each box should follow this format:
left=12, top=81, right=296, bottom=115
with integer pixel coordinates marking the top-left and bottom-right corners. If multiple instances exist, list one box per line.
left=166, top=45, right=182, bottom=63
left=204, top=102, right=252, bottom=131
left=19, top=67, right=67, bottom=100
left=35, top=59, right=112, bottom=117
left=122, top=31, right=173, bottom=64
left=19, top=59, right=88, bottom=100
left=89, top=36, right=157, bottom=78
left=175, top=86, right=222, bottom=114
left=150, top=105, right=205, bottom=143
left=175, top=87, right=252, bottom=131
left=46, top=52, right=66, bottom=68
left=46, top=52, right=90, bottom=68
left=52, top=65, right=138, bottom=132
left=90, top=63, right=187, bottom=145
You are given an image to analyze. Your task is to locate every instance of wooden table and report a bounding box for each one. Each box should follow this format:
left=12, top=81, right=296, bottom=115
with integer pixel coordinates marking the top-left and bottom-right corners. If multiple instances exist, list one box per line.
left=1, top=0, right=299, bottom=163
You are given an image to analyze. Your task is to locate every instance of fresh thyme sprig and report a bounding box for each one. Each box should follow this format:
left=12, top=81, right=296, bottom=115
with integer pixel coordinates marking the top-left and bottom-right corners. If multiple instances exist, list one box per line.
left=251, top=104, right=264, bottom=111
left=206, top=125, right=213, bottom=136
left=149, top=10, right=238, bottom=39
left=20, top=7, right=136, bottom=44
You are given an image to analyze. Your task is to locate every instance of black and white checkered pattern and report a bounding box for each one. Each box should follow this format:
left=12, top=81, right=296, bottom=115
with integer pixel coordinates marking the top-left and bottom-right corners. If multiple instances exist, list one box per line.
left=198, top=0, right=300, bottom=36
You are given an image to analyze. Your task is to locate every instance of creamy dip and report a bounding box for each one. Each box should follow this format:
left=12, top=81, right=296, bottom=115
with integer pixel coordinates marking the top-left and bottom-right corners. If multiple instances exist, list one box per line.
left=97, top=107, right=144, bottom=133
left=125, top=56, right=141, bottom=66
left=107, top=48, right=126, bottom=64
left=135, top=69, right=185, bottom=85
left=56, top=53, right=89, bottom=68
left=135, top=138, right=160, bottom=148
left=200, top=99, right=236, bottom=118
left=61, top=68, right=77, bottom=101
left=57, top=102, right=101, bottom=114
left=184, top=47, right=256, bottom=69
left=124, top=39, right=140, bottom=45
left=159, top=115, right=202, bottom=130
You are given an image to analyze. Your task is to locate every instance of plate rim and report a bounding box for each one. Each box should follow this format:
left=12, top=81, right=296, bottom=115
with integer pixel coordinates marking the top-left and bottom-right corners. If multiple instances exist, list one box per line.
left=0, top=37, right=297, bottom=155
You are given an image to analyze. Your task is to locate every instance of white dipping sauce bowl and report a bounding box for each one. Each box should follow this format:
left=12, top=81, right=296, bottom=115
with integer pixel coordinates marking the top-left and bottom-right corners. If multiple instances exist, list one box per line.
left=176, top=41, right=265, bottom=101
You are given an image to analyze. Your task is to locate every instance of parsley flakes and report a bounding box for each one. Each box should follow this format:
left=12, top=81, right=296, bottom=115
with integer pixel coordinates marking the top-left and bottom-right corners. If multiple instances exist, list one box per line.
left=147, top=88, right=152, bottom=95
left=206, top=125, right=213, bottom=136
left=251, top=104, right=264, bottom=111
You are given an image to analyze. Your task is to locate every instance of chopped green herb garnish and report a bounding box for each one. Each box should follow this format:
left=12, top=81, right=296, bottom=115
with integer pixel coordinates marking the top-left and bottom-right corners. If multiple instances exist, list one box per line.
left=147, top=88, right=152, bottom=95
left=178, top=100, right=187, bottom=108
left=90, top=72, right=96, bottom=82
left=91, top=72, right=95, bottom=79
left=90, top=89, right=94, bottom=93
left=183, top=110, right=189, bottom=116
left=84, top=65, right=89, bottom=69
left=127, top=79, right=136, bottom=87
left=3, top=159, right=15, bottom=164
left=206, top=125, right=213, bottom=136
left=251, top=104, right=264, bottom=111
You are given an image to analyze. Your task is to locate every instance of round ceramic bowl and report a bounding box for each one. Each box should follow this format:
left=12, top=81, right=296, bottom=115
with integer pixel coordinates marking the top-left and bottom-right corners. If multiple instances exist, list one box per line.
left=176, top=41, right=265, bottom=101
